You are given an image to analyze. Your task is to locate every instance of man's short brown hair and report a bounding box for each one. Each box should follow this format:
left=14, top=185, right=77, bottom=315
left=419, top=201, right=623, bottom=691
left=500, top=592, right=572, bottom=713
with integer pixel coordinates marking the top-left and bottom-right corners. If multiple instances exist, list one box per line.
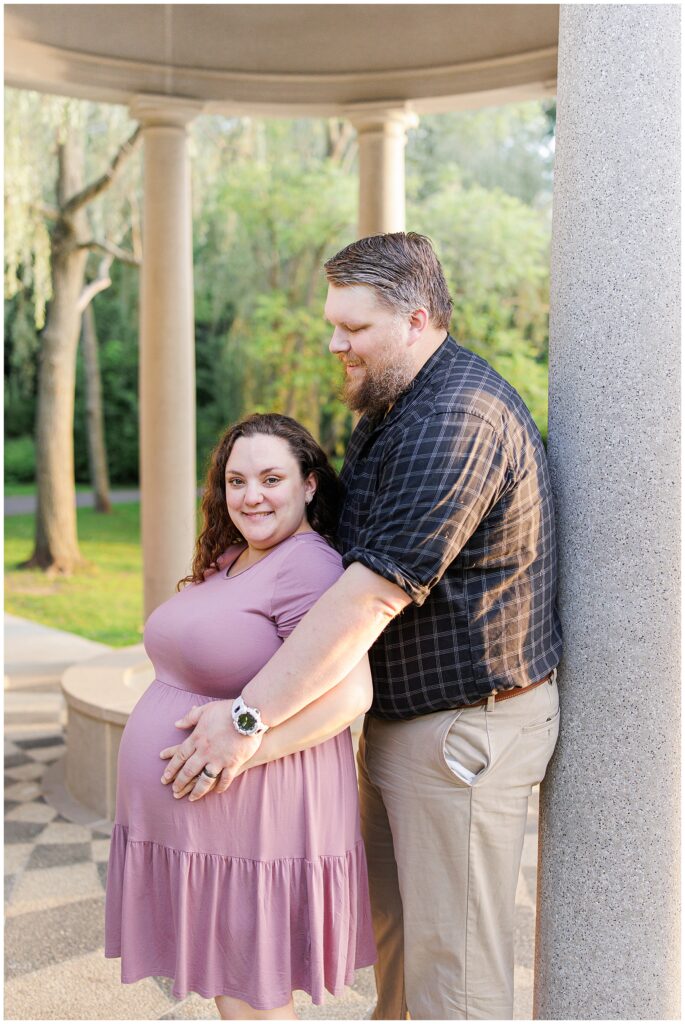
left=324, top=232, right=453, bottom=331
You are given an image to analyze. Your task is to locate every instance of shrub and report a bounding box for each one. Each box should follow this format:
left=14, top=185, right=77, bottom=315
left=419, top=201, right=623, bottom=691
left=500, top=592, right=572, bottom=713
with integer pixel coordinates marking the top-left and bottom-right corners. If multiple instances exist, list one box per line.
left=4, top=435, right=35, bottom=483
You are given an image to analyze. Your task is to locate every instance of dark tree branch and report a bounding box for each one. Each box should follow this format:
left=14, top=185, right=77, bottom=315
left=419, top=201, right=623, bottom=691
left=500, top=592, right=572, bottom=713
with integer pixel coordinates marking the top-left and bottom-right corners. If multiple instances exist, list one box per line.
left=62, top=126, right=142, bottom=216
left=78, top=238, right=141, bottom=267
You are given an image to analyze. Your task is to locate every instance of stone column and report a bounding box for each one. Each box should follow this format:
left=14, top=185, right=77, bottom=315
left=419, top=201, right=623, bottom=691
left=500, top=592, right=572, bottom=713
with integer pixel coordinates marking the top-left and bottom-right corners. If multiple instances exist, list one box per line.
left=346, top=104, right=418, bottom=237
left=536, top=5, right=680, bottom=1019
left=129, top=96, right=203, bottom=619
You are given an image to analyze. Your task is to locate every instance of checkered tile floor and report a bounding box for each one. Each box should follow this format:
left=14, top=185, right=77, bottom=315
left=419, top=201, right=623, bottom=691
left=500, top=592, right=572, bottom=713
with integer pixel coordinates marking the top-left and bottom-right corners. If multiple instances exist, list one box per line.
left=5, top=734, right=106, bottom=898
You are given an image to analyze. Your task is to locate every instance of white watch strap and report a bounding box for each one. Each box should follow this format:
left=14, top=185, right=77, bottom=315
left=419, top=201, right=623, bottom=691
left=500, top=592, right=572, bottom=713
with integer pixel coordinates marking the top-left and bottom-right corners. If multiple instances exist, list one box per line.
left=232, top=695, right=268, bottom=735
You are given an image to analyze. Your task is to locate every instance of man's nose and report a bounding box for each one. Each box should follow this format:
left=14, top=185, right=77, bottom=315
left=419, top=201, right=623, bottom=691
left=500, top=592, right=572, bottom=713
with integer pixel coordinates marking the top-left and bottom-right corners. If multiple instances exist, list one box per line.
left=329, top=327, right=350, bottom=354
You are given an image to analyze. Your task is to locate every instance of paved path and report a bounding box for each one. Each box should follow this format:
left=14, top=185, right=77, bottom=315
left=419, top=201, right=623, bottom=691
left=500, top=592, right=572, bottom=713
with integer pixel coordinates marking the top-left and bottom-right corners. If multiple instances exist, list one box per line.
left=5, top=487, right=205, bottom=516
left=4, top=615, right=539, bottom=1019
left=4, top=489, right=142, bottom=516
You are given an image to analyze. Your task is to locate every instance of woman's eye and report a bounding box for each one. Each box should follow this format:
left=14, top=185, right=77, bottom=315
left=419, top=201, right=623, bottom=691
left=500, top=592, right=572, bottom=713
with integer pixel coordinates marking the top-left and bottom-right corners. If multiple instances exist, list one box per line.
left=227, top=478, right=244, bottom=487
left=264, top=476, right=280, bottom=485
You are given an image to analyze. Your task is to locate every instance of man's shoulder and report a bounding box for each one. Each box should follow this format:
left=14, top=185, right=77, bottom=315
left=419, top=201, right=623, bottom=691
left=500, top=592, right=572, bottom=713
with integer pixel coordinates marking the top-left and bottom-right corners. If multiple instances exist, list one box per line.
left=378, top=343, right=545, bottom=476
left=406, top=343, right=533, bottom=433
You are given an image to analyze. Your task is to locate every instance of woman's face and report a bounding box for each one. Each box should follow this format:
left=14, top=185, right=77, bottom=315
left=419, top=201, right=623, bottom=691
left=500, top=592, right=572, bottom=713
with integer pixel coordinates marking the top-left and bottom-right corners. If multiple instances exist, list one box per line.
left=224, top=433, right=316, bottom=552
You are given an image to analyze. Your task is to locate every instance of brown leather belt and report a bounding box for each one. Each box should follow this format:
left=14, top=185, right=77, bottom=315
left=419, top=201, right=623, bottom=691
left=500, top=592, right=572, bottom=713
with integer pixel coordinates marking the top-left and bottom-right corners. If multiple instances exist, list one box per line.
left=461, top=671, right=555, bottom=711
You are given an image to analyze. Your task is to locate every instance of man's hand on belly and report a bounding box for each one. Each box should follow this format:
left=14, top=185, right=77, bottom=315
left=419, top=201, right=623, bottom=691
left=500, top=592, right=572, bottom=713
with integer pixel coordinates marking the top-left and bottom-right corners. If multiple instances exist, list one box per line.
left=160, top=700, right=263, bottom=801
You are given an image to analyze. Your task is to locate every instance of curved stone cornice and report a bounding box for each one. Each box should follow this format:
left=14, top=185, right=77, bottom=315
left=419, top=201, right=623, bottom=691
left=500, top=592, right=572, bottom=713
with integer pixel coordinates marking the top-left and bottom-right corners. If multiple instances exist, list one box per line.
left=5, top=7, right=558, bottom=115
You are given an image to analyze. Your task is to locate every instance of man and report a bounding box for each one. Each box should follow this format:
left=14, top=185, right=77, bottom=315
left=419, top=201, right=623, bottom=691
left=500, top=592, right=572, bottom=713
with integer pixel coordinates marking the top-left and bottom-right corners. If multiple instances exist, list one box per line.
left=163, top=232, right=562, bottom=1019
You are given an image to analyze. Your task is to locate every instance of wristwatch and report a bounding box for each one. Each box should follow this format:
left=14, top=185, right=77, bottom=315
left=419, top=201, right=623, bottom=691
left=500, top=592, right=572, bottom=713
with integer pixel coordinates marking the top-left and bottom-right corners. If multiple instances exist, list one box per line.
left=232, top=695, right=269, bottom=737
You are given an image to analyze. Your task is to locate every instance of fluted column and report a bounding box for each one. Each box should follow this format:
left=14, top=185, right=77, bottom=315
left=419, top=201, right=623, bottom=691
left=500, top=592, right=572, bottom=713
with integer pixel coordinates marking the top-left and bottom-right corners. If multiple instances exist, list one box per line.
left=536, top=5, right=680, bottom=1018
left=347, top=104, right=418, bottom=237
left=130, top=95, right=202, bottom=619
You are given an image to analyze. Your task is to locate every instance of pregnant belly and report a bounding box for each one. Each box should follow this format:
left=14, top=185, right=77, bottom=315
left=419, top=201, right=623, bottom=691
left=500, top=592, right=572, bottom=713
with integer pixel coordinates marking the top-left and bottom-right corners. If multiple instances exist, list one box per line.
left=114, top=679, right=360, bottom=861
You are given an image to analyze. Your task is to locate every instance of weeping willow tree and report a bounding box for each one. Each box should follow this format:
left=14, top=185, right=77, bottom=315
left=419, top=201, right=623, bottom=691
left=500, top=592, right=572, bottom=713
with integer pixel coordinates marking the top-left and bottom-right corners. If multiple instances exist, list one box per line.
left=4, top=89, right=141, bottom=572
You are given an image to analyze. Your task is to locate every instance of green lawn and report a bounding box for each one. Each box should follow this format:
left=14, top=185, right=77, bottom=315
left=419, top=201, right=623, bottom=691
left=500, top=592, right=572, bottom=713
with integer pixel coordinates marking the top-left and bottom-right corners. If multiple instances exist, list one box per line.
left=4, top=483, right=40, bottom=497
left=5, top=504, right=144, bottom=647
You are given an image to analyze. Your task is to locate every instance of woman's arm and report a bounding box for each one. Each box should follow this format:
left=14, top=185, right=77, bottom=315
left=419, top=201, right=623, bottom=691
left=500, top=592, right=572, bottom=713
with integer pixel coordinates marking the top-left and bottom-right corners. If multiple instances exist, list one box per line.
left=167, top=657, right=372, bottom=798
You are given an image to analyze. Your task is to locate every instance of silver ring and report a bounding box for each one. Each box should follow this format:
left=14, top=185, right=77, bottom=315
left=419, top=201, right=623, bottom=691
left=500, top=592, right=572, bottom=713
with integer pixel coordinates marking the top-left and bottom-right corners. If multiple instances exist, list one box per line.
left=201, top=766, right=220, bottom=779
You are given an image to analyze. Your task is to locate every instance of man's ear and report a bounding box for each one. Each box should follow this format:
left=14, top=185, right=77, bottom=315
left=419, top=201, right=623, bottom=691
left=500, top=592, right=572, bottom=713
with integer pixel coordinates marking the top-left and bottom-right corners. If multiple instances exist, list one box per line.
left=407, top=307, right=429, bottom=345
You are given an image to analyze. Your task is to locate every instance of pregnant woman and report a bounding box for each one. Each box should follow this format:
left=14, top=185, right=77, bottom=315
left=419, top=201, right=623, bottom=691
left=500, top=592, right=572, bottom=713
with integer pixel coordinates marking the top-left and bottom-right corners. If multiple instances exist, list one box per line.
left=105, top=413, right=376, bottom=1019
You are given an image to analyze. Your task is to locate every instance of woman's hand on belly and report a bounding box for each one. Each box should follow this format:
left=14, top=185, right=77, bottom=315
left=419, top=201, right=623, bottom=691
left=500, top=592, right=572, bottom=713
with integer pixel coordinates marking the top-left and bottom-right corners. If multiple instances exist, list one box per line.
left=160, top=699, right=263, bottom=801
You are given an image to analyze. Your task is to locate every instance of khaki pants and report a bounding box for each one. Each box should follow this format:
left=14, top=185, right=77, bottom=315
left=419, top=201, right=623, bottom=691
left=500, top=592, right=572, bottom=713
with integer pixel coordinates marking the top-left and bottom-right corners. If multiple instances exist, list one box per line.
left=358, top=676, right=560, bottom=1020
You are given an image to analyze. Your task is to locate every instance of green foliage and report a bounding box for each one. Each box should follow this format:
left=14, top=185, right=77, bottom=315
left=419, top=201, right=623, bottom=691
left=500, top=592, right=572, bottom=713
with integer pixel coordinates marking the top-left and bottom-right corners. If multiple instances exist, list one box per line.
left=409, top=171, right=552, bottom=437
left=4, top=90, right=54, bottom=325
left=407, top=101, right=555, bottom=209
left=4, top=436, right=36, bottom=483
left=4, top=291, right=40, bottom=437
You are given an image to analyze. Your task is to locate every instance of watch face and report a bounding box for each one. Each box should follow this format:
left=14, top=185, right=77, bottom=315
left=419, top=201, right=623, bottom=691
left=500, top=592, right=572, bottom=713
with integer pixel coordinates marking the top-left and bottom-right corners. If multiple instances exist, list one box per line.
left=237, top=711, right=257, bottom=734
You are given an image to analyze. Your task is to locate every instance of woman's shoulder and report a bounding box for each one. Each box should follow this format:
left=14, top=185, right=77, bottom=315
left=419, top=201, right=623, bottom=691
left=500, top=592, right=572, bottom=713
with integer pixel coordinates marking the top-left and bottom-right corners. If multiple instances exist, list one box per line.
left=285, top=531, right=342, bottom=564
left=271, top=531, right=343, bottom=583
left=269, top=533, right=343, bottom=635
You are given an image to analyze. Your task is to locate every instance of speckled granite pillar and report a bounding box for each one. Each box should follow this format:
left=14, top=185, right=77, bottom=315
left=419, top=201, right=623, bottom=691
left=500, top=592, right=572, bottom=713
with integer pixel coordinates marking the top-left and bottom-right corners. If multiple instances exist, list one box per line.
left=535, top=5, right=680, bottom=1019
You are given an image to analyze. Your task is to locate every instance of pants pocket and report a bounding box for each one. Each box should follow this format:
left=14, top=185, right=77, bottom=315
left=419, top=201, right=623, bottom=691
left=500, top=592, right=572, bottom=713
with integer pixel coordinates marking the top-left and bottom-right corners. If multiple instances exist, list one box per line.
left=521, top=704, right=560, bottom=734
left=521, top=682, right=561, bottom=734
left=440, top=708, right=492, bottom=787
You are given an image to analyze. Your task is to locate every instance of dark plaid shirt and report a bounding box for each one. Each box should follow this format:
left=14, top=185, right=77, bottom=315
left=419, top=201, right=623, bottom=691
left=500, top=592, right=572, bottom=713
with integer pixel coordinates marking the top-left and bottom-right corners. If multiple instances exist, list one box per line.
left=338, top=335, right=562, bottom=719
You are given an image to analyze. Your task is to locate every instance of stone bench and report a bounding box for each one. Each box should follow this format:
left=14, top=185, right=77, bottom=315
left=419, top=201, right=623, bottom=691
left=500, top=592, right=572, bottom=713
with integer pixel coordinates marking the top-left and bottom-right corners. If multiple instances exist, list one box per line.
left=61, top=646, right=154, bottom=820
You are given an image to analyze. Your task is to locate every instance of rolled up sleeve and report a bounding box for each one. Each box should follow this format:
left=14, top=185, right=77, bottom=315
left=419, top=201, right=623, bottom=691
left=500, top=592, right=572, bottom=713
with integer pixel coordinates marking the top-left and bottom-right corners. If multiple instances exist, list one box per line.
left=342, top=412, right=510, bottom=606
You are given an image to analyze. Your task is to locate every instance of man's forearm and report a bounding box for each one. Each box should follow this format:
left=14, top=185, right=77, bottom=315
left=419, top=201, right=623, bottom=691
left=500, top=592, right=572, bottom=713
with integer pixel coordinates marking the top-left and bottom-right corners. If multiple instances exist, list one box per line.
left=241, top=561, right=410, bottom=727
left=242, top=658, right=372, bottom=770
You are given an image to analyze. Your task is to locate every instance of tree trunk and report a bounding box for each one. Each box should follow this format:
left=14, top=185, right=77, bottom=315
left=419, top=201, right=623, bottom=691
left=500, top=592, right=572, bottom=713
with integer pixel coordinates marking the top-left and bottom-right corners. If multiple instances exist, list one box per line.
left=24, top=134, right=89, bottom=573
left=81, top=302, right=111, bottom=513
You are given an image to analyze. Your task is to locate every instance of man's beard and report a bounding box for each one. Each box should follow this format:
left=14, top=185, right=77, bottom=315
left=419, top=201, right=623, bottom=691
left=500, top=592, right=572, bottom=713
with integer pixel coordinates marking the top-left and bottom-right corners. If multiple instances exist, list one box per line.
left=339, top=337, right=415, bottom=419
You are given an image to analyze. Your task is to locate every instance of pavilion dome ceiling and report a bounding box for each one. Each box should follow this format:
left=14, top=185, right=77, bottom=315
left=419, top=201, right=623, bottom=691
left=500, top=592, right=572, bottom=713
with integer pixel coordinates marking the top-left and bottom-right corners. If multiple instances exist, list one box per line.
left=4, top=3, right=558, bottom=115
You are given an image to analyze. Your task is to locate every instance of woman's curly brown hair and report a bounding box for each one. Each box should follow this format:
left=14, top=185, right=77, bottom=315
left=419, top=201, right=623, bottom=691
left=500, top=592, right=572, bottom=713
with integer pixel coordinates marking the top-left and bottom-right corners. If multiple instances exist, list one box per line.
left=179, top=413, right=343, bottom=587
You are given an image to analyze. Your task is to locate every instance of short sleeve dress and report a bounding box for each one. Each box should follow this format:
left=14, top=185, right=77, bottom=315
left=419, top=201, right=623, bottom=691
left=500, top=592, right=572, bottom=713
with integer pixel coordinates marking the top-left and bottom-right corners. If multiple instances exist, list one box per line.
left=104, top=531, right=376, bottom=1009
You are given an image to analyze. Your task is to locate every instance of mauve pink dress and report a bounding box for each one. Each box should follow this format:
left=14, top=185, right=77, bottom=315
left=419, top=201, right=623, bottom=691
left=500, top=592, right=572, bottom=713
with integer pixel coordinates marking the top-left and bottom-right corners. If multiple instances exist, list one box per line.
left=105, top=531, right=376, bottom=1008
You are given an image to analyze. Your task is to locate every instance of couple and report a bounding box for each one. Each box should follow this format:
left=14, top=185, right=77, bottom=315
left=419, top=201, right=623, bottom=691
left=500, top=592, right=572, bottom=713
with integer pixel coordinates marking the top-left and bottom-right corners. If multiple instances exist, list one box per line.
left=105, top=232, right=562, bottom=1020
